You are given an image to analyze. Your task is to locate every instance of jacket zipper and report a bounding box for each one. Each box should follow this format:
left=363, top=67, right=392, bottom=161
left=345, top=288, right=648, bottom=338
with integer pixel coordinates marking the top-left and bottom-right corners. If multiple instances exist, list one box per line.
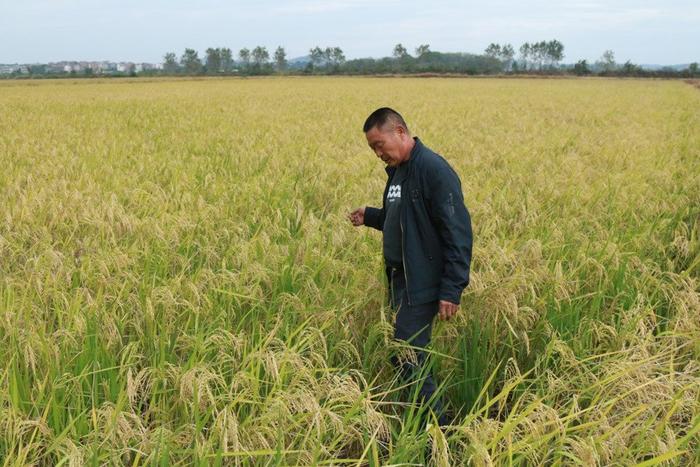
left=399, top=166, right=411, bottom=306
left=399, top=215, right=411, bottom=306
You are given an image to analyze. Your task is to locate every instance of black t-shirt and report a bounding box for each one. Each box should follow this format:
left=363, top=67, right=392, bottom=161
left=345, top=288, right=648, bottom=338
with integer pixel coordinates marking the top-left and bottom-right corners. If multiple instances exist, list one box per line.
left=383, top=160, right=410, bottom=267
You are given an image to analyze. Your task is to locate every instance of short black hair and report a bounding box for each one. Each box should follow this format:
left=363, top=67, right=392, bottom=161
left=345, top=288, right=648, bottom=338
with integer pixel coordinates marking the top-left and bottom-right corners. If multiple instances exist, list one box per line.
left=363, top=107, right=409, bottom=133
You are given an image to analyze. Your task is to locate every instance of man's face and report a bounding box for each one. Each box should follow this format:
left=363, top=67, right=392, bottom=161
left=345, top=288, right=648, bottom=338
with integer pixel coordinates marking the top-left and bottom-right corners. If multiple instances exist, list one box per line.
left=365, top=124, right=406, bottom=167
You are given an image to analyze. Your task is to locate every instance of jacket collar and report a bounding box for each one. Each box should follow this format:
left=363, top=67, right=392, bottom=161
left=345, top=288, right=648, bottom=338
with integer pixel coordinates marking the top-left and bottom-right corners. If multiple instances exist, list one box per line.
left=385, top=136, right=422, bottom=175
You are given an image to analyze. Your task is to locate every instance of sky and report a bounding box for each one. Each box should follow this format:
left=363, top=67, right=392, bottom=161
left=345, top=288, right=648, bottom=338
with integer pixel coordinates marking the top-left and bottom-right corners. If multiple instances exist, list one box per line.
left=1, top=0, right=698, bottom=65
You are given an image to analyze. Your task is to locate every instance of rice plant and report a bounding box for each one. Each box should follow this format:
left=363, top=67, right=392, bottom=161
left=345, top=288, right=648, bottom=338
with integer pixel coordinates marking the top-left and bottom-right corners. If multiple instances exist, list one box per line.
left=0, top=76, right=698, bottom=465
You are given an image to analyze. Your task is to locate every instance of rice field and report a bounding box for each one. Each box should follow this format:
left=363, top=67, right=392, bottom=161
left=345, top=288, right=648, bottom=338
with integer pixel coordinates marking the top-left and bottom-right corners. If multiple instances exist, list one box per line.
left=0, top=76, right=699, bottom=466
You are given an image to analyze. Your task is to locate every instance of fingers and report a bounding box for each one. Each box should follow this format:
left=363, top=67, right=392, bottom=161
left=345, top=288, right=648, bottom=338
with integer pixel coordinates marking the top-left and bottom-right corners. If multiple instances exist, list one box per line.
left=348, top=208, right=363, bottom=227
left=438, top=302, right=448, bottom=321
left=438, top=301, right=459, bottom=321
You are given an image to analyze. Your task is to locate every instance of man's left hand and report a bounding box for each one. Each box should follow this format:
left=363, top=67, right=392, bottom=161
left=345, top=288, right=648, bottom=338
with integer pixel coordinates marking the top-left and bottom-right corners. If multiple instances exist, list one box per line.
left=438, top=300, right=459, bottom=321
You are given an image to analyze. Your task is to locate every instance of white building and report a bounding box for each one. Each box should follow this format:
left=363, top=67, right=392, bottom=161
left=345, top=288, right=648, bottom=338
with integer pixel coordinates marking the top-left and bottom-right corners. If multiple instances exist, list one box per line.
left=0, top=64, right=19, bottom=74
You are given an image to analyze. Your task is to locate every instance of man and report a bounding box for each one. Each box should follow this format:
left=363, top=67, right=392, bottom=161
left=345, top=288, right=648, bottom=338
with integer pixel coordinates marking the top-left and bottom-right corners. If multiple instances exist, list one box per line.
left=348, top=107, right=473, bottom=427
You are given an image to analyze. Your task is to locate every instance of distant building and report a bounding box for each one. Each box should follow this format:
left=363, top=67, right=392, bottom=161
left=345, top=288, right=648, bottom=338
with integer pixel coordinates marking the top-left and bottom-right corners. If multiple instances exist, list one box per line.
left=0, top=64, right=19, bottom=74
left=116, top=62, right=135, bottom=73
left=133, top=63, right=161, bottom=72
left=62, top=62, right=85, bottom=73
left=2, top=59, right=167, bottom=75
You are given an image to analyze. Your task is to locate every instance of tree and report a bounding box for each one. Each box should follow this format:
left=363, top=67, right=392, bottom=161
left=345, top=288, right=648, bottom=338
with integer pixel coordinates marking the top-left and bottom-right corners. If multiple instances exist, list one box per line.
left=163, top=52, right=179, bottom=73
left=274, top=46, right=287, bottom=72
left=688, top=62, right=698, bottom=76
left=205, top=47, right=221, bottom=73
left=393, top=43, right=409, bottom=59
left=573, top=59, right=590, bottom=76
left=531, top=41, right=547, bottom=70
left=330, top=47, right=345, bottom=66
left=322, top=46, right=345, bottom=68
left=180, top=48, right=202, bottom=74
left=238, top=48, right=251, bottom=69
left=325, top=46, right=345, bottom=72
left=519, top=42, right=531, bottom=70
left=220, top=48, right=234, bottom=72
left=308, top=46, right=344, bottom=73
left=323, top=47, right=333, bottom=66
left=251, top=46, right=269, bottom=73
left=622, top=60, right=641, bottom=75
left=415, top=44, right=430, bottom=58
left=309, top=46, right=325, bottom=69
left=518, top=40, right=564, bottom=70
left=486, top=43, right=515, bottom=71
left=545, top=40, right=564, bottom=67
left=252, top=46, right=269, bottom=66
left=484, top=43, right=501, bottom=58
left=29, top=64, right=47, bottom=75
left=598, top=49, right=616, bottom=73
left=501, top=44, right=515, bottom=69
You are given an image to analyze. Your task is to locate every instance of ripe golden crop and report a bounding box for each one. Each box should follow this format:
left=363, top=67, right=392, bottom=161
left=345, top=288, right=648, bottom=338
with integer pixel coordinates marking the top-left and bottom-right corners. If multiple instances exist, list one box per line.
left=0, top=76, right=698, bottom=465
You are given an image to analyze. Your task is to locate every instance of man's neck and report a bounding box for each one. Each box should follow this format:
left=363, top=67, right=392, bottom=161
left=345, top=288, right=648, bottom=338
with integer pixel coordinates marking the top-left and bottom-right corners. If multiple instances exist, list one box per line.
left=401, top=136, right=416, bottom=163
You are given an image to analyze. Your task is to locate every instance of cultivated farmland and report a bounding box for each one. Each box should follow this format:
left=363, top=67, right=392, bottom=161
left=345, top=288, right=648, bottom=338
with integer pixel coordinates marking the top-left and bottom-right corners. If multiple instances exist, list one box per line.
left=1, top=77, right=698, bottom=465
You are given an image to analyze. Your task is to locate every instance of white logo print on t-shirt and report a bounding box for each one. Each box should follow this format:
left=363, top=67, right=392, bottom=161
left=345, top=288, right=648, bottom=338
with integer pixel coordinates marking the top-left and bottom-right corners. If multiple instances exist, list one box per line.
left=387, top=184, right=401, bottom=202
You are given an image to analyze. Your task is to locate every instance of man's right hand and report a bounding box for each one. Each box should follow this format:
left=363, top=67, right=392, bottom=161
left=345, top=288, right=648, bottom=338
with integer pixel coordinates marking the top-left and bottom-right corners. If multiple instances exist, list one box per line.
left=348, top=207, right=365, bottom=227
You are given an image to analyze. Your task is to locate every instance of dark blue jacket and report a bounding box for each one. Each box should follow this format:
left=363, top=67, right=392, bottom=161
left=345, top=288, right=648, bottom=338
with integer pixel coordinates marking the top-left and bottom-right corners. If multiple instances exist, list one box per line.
left=364, top=137, right=473, bottom=305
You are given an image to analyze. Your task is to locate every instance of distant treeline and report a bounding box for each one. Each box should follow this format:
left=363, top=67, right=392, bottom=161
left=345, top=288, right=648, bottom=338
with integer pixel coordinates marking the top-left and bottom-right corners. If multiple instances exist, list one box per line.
left=3, top=41, right=699, bottom=79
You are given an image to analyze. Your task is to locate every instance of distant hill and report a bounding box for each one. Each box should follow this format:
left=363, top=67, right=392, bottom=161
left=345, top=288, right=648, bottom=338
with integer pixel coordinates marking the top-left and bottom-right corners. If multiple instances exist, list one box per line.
left=288, top=56, right=311, bottom=69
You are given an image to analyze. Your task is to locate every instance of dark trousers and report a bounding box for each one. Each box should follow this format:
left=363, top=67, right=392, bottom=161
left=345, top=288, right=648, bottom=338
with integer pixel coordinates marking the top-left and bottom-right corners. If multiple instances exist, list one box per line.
left=388, top=265, right=445, bottom=421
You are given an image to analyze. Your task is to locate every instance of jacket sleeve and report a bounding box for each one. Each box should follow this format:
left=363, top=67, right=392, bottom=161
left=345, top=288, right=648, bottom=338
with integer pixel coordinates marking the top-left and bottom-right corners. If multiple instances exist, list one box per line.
left=427, top=163, right=473, bottom=304
left=363, top=206, right=384, bottom=231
